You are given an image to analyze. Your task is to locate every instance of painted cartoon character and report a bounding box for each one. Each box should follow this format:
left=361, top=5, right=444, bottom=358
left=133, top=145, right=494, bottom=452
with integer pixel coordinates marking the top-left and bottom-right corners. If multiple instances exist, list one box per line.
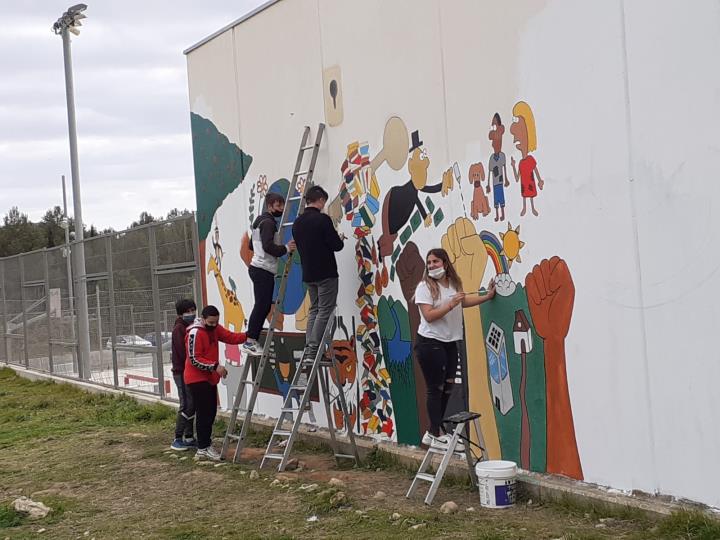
left=211, top=220, right=224, bottom=271
left=510, top=101, right=544, bottom=217
left=487, top=113, right=511, bottom=222
left=468, top=163, right=491, bottom=220
left=378, top=130, right=453, bottom=258
left=328, top=318, right=358, bottom=431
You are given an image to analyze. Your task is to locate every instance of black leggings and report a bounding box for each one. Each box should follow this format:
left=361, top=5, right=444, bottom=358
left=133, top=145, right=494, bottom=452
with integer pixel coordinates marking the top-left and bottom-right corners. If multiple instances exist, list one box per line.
left=247, top=265, right=276, bottom=341
left=186, top=382, right=217, bottom=449
left=415, top=335, right=459, bottom=437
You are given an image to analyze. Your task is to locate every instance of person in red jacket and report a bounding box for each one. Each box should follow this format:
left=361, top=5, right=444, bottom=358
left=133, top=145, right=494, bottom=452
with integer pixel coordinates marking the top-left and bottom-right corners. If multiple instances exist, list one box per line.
left=185, top=304, right=246, bottom=460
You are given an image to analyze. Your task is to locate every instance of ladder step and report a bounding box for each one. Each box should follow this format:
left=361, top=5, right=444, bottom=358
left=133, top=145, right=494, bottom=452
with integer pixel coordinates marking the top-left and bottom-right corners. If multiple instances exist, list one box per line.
left=227, top=433, right=241, bottom=441
left=301, top=144, right=315, bottom=151
left=281, top=407, right=300, bottom=413
left=415, top=473, right=436, bottom=482
left=294, top=169, right=310, bottom=177
left=273, top=430, right=292, bottom=437
left=281, top=221, right=294, bottom=227
left=287, top=196, right=302, bottom=201
left=427, top=446, right=465, bottom=455
left=264, top=453, right=284, bottom=460
left=334, top=453, right=356, bottom=460
left=289, top=385, right=307, bottom=391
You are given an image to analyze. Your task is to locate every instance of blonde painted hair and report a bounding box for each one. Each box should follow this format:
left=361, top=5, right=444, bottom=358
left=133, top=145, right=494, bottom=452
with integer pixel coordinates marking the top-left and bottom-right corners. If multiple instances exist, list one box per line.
left=512, top=101, right=537, bottom=152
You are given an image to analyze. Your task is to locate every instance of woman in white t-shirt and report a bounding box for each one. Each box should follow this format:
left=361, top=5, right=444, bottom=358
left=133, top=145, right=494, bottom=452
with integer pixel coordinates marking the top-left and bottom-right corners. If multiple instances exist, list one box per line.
left=414, top=248, right=495, bottom=450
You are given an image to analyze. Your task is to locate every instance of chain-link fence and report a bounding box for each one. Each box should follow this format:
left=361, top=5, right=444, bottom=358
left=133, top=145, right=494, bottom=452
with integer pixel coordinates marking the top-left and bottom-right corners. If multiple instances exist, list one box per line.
left=0, top=214, right=202, bottom=399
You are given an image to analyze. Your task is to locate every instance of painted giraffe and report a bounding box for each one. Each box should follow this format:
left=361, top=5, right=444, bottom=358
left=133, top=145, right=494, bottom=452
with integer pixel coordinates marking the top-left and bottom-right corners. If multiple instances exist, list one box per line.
left=207, top=254, right=245, bottom=357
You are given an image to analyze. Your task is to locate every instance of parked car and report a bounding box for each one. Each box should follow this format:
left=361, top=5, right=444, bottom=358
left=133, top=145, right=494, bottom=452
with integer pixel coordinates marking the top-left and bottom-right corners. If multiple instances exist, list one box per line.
left=143, top=332, right=172, bottom=347
left=106, top=335, right=153, bottom=349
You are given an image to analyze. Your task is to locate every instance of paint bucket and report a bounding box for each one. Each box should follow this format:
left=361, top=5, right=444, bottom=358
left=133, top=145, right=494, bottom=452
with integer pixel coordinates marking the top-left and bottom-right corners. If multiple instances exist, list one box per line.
left=475, top=460, right=517, bottom=508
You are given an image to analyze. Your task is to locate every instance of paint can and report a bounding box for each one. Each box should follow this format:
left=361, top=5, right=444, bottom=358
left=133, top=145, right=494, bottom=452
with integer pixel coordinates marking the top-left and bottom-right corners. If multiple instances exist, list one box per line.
left=475, top=460, right=517, bottom=508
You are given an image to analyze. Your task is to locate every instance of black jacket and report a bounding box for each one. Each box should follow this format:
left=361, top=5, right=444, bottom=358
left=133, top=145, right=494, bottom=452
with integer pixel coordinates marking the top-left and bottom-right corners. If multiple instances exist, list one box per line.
left=292, top=207, right=344, bottom=282
left=171, top=317, right=189, bottom=374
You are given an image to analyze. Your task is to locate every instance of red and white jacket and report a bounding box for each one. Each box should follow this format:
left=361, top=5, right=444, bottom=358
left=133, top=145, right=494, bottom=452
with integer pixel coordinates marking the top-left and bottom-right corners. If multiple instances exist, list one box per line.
left=184, top=318, right=246, bottom=385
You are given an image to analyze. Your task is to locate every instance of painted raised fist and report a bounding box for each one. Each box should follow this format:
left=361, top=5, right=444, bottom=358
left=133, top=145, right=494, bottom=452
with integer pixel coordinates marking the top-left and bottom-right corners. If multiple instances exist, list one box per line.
left=525, top=256, right=574, bottom=340
left=440, top=217, right=488, bottom=294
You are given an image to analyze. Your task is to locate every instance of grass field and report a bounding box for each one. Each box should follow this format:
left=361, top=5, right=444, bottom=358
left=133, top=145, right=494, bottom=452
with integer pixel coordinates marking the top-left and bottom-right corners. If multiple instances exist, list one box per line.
left=1, top=367, right=719, bottom=539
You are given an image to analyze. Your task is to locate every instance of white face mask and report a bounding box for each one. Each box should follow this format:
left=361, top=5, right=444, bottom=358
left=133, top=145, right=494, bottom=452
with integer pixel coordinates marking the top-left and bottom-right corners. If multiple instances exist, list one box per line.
left=428, top=267, right=445, bottom=280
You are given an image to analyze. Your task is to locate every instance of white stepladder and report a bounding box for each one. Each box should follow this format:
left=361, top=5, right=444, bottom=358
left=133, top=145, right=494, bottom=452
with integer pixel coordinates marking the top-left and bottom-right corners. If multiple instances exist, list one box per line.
left=260, top=308, right=360, bottom=471
left=406, top=411, right=489, bottom=505
left=221, top=124, right=324, bottom=463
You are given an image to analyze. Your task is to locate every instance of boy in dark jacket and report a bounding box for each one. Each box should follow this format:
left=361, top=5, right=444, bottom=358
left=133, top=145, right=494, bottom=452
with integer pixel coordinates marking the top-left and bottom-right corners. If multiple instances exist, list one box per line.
left=185, top=305, right=246, bottom=460
left=292, top=185, right=345, bottom=360
left=170, top=298, right=197, bottom=451
left=243, top=192, right=296, bottom=355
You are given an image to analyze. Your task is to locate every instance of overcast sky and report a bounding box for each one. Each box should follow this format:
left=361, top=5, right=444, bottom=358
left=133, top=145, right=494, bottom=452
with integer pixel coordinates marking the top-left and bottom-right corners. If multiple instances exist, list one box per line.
left=0, top=0, right=265, bottom=230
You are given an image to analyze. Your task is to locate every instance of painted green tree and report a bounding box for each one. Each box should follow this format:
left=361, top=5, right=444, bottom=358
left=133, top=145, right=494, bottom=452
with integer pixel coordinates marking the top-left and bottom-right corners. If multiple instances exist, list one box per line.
left=190, top=113, right=253, bottom=240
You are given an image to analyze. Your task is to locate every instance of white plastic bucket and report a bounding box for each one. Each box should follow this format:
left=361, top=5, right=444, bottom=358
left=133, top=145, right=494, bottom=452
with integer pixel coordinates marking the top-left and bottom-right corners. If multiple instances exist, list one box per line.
left=475, top=460, right=517, bottom=508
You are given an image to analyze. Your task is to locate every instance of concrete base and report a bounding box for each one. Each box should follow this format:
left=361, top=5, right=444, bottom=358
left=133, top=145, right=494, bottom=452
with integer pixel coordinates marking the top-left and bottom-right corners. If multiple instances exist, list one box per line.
left=4, top=363, right=714, bottom=518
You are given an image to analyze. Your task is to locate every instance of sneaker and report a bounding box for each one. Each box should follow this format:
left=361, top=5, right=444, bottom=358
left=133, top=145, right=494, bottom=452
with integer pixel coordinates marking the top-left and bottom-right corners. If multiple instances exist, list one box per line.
left=196, top=446, right=222, bottom=461
left=182, top=437, right=198, bottom=447
left=242, top=341, right=260, bottom=356
left=421, top=431, right=435, bottom=446
left=430, top=434, right=449, bottom=450
left=170, top=438, right=191, bottom=451
left=431, top=434, right=465, bottom=453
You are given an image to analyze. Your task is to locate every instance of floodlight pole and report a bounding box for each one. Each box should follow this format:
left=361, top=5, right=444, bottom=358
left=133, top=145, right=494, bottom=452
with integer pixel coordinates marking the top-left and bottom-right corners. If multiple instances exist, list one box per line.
left=60, top=22, right=92, bottom=379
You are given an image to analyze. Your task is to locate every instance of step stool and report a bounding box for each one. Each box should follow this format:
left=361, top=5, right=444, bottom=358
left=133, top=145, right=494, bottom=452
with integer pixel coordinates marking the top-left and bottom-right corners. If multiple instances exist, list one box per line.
left=406, top=411, right=488, bottom=505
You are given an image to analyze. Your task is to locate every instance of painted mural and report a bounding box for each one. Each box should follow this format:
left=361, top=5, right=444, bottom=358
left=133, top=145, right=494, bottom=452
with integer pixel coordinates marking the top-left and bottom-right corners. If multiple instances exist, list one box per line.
left=190, top=74, right=582, bottom=479
left=194, top=101, right=583, bottom=478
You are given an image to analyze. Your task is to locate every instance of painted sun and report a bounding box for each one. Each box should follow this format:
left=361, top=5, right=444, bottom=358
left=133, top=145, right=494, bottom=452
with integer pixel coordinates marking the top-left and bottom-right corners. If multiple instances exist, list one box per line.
left=499, top=222, right=525, bottom=267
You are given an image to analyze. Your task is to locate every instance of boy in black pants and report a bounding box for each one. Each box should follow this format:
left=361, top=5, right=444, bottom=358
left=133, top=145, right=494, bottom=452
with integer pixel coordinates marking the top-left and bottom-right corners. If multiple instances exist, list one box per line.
left=185, top=305, right=247, bottom=460
left=243, top=192, right=296, bottom=355
left=170, top=298, right=197, bottom=451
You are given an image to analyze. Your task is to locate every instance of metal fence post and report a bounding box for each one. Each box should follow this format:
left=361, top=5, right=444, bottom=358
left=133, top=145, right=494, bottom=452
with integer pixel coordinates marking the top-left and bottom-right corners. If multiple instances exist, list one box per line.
left=44, top=250, right=54, bottom=373
left=191, top=214, right=204, bottom=307
left=19, top=256, right=29, bottom=368
left=0, top=261, right=7, bottom=364
left=95, top=283, right=103, bottom=364
left=148, top=224, right=166, bottom=397
left=106, top=236, right=119, bottom=388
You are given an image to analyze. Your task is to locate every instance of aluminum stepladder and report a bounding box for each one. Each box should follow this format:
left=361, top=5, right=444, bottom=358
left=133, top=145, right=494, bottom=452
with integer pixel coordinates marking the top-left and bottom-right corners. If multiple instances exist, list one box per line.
left=406, top=411, right=489, bottom=505
left=260, top=307, right=361, bottom=471
left=221, top=123, right=325, bottom=463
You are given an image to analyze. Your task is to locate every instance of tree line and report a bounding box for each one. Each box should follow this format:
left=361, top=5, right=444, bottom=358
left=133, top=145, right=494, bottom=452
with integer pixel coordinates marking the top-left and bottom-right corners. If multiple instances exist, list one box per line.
left=0, top=207, right=192, bottom=258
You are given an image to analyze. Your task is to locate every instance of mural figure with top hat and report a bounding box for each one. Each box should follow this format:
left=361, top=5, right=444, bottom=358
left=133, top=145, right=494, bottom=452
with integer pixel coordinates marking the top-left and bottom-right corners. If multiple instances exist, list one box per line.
left=378, top=130, right=454, bottom=258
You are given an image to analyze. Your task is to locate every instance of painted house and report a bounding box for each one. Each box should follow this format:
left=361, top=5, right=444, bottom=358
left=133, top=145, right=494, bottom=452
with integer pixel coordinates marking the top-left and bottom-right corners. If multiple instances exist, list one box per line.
left=486, top=322, right=514, bottom=416
left=513, top=310, right=533, bottom=355
left=184, top=0, right=720, bottom=509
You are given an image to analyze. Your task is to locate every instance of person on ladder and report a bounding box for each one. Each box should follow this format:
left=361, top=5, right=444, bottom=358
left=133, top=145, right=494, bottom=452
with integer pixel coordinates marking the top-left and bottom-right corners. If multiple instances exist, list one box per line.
left=292, top=185, right=346, bottom=363
left=243, top=193, right=297, bottom=356
left=413, top=248, right=495, bottom=451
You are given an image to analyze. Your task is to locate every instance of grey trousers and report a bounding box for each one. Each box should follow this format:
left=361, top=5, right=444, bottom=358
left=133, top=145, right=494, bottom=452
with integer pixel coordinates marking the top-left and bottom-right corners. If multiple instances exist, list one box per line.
left=304, top=277, right=338, bottom=356
left=173, top=373, right=195, bottom=440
